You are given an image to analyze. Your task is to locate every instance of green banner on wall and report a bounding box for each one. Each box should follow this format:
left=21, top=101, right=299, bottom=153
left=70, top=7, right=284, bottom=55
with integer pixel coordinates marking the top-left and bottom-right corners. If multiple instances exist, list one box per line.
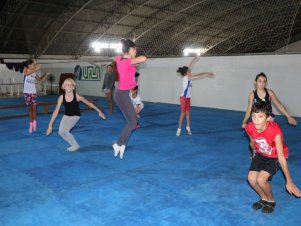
left=74, top=65, right=103, bottom=81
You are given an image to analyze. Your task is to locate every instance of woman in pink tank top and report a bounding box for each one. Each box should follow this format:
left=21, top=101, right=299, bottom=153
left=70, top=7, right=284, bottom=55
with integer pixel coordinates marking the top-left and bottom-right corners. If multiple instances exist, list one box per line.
left=112, top=39, right=147, bottom=159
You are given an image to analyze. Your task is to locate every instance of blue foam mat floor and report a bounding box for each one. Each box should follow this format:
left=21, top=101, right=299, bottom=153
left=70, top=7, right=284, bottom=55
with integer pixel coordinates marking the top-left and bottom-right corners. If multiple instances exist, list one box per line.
left=0, top=96, right=301, bottom=226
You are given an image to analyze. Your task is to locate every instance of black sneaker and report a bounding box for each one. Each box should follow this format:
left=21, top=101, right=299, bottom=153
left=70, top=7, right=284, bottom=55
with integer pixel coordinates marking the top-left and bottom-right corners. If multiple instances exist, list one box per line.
left=252, top=199, right=267, bottom=210
left=262, top=201, right=276, bottom=213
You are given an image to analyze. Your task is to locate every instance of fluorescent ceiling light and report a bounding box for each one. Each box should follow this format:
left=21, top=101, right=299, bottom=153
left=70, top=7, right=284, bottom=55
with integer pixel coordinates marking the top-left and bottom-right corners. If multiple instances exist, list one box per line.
left=183, top=48, right=207, bottom=56
left=91, top=41, right=122, bottom=53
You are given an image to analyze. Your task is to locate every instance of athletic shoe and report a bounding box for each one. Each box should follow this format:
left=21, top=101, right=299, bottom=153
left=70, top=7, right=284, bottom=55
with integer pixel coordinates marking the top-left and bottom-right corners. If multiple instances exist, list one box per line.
left=176, top=128, right=181, bottom=136
left=29, top=122, right=33, bottom=134
left=186, top=127, right=192, bottom=135
left=262, top=201, right=276, bottom=213
left=119, top=145, right=126, bottom=159
left=252, top=199, right=267, bottom=210
left=67, top=145, right=80, bottom=152
left=113, top=143, right=120, bottom=157
left=33, top=120, right=37, bottom=132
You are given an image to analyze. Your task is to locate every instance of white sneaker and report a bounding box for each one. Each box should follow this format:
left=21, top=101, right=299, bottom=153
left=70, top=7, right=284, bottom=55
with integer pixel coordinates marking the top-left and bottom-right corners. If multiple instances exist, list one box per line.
left=119, top=145, right=126, bottom=159
left=67, top=145, right=80, bottom=152
left=176, top=128, right=181, bottom=136
left=186, top=127, right=192, bottom=135
left=113, top=143, right=121, bottom=157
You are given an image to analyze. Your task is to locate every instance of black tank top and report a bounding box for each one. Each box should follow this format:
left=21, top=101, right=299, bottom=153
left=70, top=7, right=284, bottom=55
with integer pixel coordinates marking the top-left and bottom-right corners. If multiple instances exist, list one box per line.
left=253, top=88, right=271, bottom=106
left=63, top=91, right=81, bottom=116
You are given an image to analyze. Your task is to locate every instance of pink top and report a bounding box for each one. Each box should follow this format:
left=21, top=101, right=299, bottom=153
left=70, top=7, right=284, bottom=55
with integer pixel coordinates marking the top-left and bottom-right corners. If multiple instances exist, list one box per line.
left=115, top=56, right=136, bottom=90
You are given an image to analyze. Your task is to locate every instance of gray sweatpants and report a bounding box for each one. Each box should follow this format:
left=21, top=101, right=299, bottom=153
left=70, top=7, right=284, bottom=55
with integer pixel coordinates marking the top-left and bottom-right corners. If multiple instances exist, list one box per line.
left=59, top=115, right=80, bottom=148
left=114, top=88, right=137, bottom=146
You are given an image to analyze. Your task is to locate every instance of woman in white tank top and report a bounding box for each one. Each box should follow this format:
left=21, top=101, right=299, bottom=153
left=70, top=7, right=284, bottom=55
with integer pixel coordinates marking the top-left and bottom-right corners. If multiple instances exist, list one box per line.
left=22, top=59, right=49, bottom=134
left=176, top=57, right=214, bottom=136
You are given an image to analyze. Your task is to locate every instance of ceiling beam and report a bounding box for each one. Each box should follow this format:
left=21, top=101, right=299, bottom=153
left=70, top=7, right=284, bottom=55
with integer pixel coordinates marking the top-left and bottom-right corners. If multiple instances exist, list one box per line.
left=0, top=1, right=30, bottom=50
left=206, top=5, right=300, bottom=54
left=147, top=0, right=255, bottom=56
left=0, top=0, right=28, bottom=39
left=77, top=0, right=152, bottom=58
left=132, top=0, right=206, bottom=42
left=34, top=0, right=94, bottom=58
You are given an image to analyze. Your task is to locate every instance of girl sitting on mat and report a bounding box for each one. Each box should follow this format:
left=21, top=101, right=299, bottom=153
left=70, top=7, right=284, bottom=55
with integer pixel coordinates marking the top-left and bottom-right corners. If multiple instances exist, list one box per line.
left=46, top=78, right=105, bottom=152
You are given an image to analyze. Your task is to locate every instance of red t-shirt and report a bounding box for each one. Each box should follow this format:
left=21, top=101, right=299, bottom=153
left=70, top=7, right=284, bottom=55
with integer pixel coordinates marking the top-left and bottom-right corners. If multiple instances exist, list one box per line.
left=245, top=121, right=288, bottom=158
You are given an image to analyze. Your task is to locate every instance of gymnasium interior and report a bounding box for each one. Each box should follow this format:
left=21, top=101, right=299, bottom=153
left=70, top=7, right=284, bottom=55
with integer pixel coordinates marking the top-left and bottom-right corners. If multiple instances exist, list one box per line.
left=1, top=1, right=301, bottom=225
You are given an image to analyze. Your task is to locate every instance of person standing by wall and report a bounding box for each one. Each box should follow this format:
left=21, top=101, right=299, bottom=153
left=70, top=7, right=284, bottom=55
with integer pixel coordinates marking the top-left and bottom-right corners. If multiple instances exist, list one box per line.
left=102, top=64, right=115, bottom=114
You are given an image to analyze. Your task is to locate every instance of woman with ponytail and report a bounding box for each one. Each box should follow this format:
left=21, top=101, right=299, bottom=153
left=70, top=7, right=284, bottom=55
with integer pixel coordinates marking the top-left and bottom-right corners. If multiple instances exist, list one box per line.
left=112, top=39, right=147, bottom=159
left=22, top=59, right=49, bottom=133
left=176, top=57, right=214, bottom=136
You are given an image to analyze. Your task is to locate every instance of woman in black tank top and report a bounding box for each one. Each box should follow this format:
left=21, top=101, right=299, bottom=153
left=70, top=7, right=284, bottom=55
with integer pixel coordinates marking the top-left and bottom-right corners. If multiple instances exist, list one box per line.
left=241, top=72, right=297, bottom=128
left=62, top=91, right=81, bottom=117
left=253, top=88, right=271, bottom=106
left=46, top=78, right=106, bottom=152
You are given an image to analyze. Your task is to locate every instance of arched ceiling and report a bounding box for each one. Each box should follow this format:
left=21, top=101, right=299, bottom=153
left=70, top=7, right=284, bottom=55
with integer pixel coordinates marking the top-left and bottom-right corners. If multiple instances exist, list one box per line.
left=1, top=0, right=301, bottom=59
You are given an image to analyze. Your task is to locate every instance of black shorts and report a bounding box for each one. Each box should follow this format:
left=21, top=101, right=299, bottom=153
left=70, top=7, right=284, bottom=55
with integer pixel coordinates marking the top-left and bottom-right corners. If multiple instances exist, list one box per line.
left=249, top=153, right=280, bottom=176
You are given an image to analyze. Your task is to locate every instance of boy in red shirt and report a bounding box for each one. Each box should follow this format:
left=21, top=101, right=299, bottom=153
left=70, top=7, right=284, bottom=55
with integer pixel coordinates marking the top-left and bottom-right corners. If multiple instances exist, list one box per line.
left=245, top=102, right=301, bottom=213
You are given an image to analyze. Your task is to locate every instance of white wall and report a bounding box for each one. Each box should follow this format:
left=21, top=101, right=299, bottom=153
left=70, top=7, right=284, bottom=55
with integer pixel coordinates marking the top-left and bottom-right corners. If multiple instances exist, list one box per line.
left=0, top=62, right=108, bottom=97
left=2, top=54, right=301, bottom=117
left=42, top=62, right=107, bottom=97
left=0, top=64, right=26, bottom=94
left=0, top=64, right=23, bottom=83
left=276, top=40, right=301, bottom=53
left=139, top=54, right=301, bottom=117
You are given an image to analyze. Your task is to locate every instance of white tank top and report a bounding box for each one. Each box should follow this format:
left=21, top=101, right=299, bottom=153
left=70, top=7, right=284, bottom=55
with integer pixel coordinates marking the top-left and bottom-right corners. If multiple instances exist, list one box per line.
left=23, top=72, right=37, bottom=94
left=181, top=76, right=192, bottom=98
